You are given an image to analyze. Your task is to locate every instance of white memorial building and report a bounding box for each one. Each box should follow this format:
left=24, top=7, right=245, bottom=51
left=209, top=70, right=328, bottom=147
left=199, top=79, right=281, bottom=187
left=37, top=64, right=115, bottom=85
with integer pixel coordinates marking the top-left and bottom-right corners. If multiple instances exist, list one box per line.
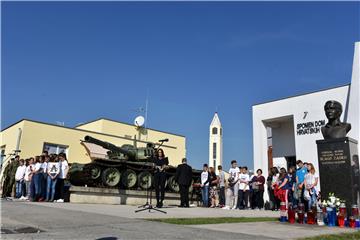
left=252, top=42, right=360, bottom=200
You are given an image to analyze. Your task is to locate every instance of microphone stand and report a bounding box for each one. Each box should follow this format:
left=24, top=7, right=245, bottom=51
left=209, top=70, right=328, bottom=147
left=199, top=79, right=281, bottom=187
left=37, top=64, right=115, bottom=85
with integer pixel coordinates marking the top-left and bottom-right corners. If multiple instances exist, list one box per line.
left=135, top=141, right=167, bottom=214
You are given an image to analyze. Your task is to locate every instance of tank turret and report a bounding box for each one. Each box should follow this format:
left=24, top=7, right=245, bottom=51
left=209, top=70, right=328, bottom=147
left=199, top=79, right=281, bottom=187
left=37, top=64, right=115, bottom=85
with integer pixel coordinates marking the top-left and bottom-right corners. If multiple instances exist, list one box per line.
left=84, top=135, right=154, bottom=160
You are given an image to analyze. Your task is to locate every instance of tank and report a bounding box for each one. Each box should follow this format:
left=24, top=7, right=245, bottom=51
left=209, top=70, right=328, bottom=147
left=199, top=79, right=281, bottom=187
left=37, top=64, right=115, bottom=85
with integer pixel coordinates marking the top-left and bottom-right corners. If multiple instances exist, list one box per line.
left=69, top=135, right=201, bottom=193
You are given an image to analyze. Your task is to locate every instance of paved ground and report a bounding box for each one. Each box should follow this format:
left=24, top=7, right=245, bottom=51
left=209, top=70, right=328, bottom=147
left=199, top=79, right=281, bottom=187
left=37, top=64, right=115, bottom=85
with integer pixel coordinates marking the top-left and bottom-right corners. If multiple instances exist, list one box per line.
left=1, top=199, right=358, bottom=240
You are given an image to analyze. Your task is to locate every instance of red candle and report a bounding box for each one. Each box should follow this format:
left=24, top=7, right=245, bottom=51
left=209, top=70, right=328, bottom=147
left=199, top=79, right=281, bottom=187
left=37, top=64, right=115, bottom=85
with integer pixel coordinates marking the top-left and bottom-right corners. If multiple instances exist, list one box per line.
left=307, top=211, right=315, bottom=225
left=352, top=205, right=359, bottom=219
left=338, top=215, right=345, bottom=227
left=288, top=208, right=296, bottom=224
left=349, top=216, right=356, bottom=228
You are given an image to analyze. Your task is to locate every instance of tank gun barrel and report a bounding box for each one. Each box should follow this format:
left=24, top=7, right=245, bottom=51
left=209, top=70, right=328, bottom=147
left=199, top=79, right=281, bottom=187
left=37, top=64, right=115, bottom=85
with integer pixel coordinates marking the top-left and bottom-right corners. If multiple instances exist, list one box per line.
left=84, top=136, right=132, bottom=156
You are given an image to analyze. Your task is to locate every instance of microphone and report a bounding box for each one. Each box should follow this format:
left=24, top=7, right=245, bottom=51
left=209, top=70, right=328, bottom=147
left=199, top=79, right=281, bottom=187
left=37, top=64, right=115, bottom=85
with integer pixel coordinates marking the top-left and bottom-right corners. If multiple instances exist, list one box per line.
left=158, top=139, right=169, bottom=143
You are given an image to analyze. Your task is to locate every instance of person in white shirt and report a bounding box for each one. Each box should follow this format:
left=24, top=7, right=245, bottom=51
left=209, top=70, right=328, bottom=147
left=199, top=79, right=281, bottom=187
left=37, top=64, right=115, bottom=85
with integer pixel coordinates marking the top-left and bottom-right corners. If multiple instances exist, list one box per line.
left=40, top=155, right=49, bottom=200
left=31, top=156, right=43, bottom=201
left=46, top=155, right=60, bottom=202
left=238, top=166, right=250, bottom=209
left=223, top=160, right=240, bottom=210
left=15, top=159, right=26, bottom=199
left=304, top=163, right=319, bottom=210
left=55, top=153, right=69, bottom=203
left=24, top=158, right=34, bottom=200
left=200, top=164, right=210, bottom=207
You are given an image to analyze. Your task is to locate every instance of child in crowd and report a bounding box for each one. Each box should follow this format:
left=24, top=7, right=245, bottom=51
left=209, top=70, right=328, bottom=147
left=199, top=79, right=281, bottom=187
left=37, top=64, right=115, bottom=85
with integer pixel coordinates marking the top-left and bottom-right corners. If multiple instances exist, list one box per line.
left=304, top=163, right=318, bottom=210
left=270, top=167, right=280, bottom=210
left=40, top=155, right=48, bottom=200
left=209, top=167, right=219, bottom=208
left=277, top=168, right=290, bottom=207
left=238, top=166, right=250, bottom=209
left=56, top=152, right=68, bottom=203
left=217, top=165, right=225, bottom=208
left=200, top=164, right=210, bottom=207
left=223, top=160, right=239, bottom=210
left=288, top=166, right=297, bottom=206
left=296, top=160, right=308, bottom=210
left=24, top=158, right=34, bottom=200
left=31, top=156, right=42, bottom=201
left=46, top=154, right=60, bottom=202
left=15, top=159, right=26, bottom=199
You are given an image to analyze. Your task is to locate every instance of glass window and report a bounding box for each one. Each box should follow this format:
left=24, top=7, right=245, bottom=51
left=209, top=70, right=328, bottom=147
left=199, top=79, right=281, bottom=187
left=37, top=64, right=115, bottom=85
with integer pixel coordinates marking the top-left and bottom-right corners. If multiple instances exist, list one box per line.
left=0, top=145, right=5, bottom=168
left=43, top=143, right=68, bottom=155
left=213, top=142, right=217, bottom=159
left=212, top=127, right=218, bottom=135
left=213, top=160, right=216, bottom=169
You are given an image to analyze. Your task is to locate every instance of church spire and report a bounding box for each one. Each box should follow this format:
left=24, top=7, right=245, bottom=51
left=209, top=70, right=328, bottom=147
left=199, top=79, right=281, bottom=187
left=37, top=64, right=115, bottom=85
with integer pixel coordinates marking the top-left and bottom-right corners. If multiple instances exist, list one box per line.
left=209, top=112, right=223, bottom=174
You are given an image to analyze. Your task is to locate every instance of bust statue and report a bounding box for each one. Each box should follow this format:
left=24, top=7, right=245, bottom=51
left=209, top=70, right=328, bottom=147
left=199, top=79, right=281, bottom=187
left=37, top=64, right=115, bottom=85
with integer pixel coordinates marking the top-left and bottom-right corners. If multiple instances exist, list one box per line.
left=321, top=100, right=351, bottom=140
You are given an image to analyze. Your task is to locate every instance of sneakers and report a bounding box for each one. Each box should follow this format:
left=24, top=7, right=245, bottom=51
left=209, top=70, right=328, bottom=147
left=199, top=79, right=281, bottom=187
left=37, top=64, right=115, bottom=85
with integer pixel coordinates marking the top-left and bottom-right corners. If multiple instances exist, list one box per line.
left=56, top=199, right=64, bottom=203
left=19, top=196, right=27, bottom=200
left=231, top=206, right=237, bottom=210
left=222, top=206, right=230, bottom=210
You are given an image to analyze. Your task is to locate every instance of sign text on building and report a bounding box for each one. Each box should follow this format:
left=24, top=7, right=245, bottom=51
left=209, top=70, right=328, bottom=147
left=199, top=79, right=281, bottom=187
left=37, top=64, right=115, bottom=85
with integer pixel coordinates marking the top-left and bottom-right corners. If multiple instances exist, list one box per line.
left=296, top=120, right=326, bottom=136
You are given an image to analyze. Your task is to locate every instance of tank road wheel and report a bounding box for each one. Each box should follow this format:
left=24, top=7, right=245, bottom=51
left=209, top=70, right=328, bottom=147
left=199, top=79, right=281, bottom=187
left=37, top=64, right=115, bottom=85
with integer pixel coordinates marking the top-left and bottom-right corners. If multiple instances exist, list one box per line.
left=167, top=176, right=179, bottom=192
left=90, top=166, right=101, bottom=180
left=121, top=169, right=137, bottom=189
left=101, top=168, right=121, bottom=187
left=137, top=171, right=153, bottom=190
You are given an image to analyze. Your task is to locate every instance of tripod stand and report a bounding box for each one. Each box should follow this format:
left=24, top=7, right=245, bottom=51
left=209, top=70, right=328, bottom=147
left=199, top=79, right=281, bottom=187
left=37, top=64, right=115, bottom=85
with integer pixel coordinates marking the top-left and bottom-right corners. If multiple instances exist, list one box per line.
left=135, top=169, right=166, bottom=214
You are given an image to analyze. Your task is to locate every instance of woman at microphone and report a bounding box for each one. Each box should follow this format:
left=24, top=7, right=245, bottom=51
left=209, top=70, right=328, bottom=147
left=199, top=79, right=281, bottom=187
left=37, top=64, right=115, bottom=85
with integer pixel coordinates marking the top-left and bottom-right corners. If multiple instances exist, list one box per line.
left=154, top=148, right=168, bottom=208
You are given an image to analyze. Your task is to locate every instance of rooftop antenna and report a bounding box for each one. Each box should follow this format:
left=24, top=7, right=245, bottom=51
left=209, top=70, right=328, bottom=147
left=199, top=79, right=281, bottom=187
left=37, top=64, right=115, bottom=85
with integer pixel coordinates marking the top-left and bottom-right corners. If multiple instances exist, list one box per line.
left=133, top=90, right=150, bottom=142
left=145, top=90, right=149, bottom=141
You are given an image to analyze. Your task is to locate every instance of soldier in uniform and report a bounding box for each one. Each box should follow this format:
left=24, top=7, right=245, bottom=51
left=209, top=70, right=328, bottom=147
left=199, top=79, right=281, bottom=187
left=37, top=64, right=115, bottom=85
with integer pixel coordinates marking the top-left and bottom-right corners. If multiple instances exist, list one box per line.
left=2, top=155, right=20, bottom=198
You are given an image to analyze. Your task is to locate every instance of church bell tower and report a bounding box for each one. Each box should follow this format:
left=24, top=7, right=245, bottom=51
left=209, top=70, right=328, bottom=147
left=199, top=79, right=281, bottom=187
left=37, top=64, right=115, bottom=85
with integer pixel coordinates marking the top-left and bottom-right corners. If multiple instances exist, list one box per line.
left=209, top=112, right=223, bottom=174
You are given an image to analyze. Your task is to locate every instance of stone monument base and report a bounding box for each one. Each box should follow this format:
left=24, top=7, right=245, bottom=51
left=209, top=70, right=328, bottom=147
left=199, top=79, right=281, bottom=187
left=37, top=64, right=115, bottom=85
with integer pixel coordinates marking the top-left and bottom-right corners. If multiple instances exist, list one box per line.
left=316, top=137, right=359, bottom=213
left=69, top=186, right=200, bottom=206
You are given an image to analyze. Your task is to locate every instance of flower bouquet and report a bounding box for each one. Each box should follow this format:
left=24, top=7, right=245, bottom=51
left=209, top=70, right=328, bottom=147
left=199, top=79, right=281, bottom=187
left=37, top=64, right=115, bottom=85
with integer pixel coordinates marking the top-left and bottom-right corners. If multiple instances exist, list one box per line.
left=320, top=193, right=345, bottom=227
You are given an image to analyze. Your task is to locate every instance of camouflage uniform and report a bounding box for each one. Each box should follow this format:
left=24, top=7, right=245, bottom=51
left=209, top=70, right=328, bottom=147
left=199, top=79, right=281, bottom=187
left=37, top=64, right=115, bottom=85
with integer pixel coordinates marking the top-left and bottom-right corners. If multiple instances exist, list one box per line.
left=2, top=160, right=19, bottom=198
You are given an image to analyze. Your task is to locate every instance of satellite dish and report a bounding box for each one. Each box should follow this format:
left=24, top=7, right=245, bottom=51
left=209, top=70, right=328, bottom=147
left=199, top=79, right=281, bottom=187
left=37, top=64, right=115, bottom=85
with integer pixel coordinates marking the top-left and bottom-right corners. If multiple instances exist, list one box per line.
left=134, top=116, right=145, bottom=127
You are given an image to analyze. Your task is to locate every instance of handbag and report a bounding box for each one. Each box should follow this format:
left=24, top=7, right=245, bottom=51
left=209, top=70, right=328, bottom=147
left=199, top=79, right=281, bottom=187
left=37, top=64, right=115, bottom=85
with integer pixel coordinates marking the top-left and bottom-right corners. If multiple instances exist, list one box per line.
left=251, top=182, right=259, bottom=191
left=304, top=189, right=311, bottom=201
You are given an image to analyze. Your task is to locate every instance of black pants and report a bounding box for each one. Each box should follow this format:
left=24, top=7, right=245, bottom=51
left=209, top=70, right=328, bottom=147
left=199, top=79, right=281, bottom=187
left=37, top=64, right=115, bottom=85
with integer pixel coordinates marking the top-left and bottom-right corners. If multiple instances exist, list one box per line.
left=219, top=186, right=225, bottom=206
left=254, top=190, right=264, bottom=209
left=154, top=172, right=166, bottom=204
left=179, top=184, right=190, bottom=207
left=57, top=178, right=65, bottom=199
left=238, top=190, right=249, bottom=209
left=269, top=188, right=280, bottom=210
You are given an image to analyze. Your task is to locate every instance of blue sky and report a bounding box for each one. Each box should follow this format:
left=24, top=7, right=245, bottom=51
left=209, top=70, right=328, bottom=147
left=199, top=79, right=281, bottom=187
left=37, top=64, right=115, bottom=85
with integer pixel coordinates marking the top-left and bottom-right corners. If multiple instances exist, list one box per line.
left=2, top=2, right=360, bottom=170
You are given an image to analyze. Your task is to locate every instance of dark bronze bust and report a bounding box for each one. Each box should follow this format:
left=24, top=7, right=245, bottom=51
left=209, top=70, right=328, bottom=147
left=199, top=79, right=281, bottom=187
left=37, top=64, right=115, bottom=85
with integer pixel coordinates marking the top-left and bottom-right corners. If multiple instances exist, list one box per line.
left=321, top=100, right=351, bottom=140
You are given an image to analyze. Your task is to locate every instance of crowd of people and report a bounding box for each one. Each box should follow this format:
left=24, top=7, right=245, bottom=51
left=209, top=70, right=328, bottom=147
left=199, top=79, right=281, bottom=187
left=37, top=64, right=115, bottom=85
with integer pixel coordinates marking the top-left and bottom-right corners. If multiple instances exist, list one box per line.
left=3, top=151, right=69, bottom=202
left=198, top=159, right=319, bottom=211
left=3, top=147, right=319, bottom=211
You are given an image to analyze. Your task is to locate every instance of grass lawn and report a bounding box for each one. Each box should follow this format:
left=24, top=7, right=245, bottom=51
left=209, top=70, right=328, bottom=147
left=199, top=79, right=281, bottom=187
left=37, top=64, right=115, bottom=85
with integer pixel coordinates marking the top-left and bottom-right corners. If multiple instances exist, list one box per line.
left=300, top=230, right=360, bottom=240
left=146, top=217, right=277, bottom=225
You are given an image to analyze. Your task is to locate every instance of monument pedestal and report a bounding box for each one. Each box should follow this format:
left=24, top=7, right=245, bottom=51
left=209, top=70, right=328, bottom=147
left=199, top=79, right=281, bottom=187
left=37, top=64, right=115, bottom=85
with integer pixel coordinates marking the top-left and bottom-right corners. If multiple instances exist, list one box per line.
left=316, top=137, right=359, bottom=213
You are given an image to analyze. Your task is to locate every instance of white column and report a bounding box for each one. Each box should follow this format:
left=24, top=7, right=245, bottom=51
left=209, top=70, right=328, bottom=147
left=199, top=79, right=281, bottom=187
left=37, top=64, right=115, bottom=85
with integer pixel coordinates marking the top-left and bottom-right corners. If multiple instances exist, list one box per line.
left=347, top=42, right=360, bottom=150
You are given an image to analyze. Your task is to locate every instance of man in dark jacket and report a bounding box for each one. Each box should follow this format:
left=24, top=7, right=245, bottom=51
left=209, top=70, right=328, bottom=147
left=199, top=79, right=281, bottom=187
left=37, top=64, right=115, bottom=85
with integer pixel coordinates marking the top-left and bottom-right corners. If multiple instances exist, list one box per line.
left=175, top=158, right=193, bottom=207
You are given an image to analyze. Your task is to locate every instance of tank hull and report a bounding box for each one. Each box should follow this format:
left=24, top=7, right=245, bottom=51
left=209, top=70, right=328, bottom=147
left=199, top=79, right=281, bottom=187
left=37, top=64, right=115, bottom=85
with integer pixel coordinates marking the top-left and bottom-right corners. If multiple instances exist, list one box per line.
left=69, top=159, right=201, bottom=193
